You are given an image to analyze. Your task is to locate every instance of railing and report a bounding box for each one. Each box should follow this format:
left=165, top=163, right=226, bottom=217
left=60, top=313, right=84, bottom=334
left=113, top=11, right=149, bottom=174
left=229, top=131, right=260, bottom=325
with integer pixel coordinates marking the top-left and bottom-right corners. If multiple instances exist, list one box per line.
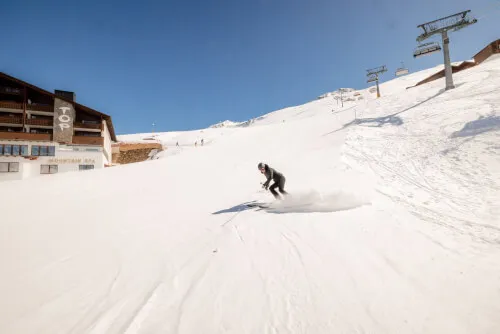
left=0, top=101, right=22, bottom=110
left=0, top=116, right=23, bottom=124
left=74, top=122, right=102, bottom=130
left=0, top=101, right=54, bottom=113
left=0, top=131, right=52, bottom=141
left=27, top=104, right=53, bottom=113
left=72, top=135, right=104, bottom=146
left=26, top=118, right=53, bottom=126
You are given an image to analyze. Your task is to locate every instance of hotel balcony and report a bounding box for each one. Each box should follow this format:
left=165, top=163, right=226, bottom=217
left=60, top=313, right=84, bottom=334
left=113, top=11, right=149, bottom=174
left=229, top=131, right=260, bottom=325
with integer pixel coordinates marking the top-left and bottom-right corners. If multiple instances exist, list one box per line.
left=0, top=131, right=52, bottom=141
left=0, top=132, right=102, bottom=145
left=26, top=118, right=53, bottom=127
left=0, top=116, right=54, bottom=129
left=0, top=115, right=23, bottom=125
left=72, top=135, right=104, bottom=146
left=74, top=121, right=103, bottom=132
left=0, top=101, right=54, bottom=115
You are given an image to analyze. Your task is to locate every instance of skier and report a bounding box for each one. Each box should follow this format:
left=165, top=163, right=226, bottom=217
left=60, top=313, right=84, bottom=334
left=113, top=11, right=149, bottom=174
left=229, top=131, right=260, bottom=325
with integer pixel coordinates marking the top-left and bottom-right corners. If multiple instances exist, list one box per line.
left=258, top=162, right=288, bottom=199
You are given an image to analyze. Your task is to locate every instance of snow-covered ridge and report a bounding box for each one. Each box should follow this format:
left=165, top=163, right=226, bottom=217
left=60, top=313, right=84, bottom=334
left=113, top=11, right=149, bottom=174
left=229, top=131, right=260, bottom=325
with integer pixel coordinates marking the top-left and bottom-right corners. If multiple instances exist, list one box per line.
left=317, top=87, right=357, bottom=100
left=120, top=67, right=449, bottom=141
left=209, top=120, right=243, bottom=128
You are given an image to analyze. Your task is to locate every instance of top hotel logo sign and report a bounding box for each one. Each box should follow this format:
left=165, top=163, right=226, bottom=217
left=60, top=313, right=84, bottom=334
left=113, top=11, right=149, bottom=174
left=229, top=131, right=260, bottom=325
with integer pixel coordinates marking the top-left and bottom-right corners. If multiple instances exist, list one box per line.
left=53, top=98, right=75, bottom=143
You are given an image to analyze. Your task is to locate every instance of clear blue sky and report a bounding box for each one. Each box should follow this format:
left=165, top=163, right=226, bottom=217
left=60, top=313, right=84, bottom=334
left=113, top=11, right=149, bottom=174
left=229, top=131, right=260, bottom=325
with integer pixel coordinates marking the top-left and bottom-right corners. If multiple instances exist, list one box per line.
left=1, top=0, right=499, bottom=134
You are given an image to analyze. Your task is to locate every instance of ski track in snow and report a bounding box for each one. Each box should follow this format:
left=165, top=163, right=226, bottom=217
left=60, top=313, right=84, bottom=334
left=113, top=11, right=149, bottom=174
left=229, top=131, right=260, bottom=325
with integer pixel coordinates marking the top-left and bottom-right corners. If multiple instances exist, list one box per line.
left=343, top=63, right=500, bottom=246
left=1, top=56, right=500, bottom=333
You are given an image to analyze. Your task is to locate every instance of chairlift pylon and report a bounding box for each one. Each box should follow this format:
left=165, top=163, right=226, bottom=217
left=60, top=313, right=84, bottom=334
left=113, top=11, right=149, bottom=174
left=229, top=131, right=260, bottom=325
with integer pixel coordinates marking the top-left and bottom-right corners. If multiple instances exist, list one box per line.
left=413, top=42, right=442, bottom=58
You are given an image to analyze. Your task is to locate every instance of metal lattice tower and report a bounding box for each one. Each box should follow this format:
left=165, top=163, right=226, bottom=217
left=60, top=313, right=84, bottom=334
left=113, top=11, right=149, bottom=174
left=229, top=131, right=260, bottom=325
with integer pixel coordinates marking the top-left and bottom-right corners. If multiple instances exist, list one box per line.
left=366, top=66, right=387, bottom=98
left=338, top=88, right=350, bottom=107
left=415, top=10, right=477, bottom=90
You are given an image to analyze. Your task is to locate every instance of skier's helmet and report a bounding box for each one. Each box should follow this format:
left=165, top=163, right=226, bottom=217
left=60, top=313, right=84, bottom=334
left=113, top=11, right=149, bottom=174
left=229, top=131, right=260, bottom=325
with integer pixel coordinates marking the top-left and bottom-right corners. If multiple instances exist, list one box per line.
left=257, top=162, right=265, bottom=170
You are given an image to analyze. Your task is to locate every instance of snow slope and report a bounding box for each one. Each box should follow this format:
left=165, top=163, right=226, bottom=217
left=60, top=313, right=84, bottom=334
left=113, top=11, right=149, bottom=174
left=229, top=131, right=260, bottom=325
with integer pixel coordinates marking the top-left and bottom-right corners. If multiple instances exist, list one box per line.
left=1, top=57, right=500, bottom=334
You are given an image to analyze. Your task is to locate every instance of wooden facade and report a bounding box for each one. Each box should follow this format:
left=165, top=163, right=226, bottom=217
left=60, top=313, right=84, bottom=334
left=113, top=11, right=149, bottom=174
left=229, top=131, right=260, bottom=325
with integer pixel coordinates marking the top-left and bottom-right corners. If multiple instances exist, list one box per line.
left=0, top=72, right=116, bottom=146
left=473, top=39, right=500, bottom=65
left=414, top=61, right=476, bottom=87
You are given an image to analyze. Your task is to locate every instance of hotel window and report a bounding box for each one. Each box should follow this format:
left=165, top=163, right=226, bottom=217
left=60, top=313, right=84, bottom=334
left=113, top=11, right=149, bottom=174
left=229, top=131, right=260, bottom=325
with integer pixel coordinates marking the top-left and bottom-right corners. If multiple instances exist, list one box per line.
left=0, top=144, right=20, bottom=155
left=0, top=162, right=19, bottom=173
left=12, top=145, right=20, bottom=156
left=79, top=165, right=94, bottom=171
left=21, top=145, right=29, bottom=156
left=40, top=165, right=58, bottom=174
left=9, top=162, right=19, bottom=172
left=31, top=146, right=40, bottom=156
left=31, top=146, right=55, bottom=156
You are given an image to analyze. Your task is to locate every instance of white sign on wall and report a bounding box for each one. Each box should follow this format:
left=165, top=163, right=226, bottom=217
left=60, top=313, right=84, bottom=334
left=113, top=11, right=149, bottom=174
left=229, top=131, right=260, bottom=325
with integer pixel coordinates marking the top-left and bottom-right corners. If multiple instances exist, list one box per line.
left=48, top=158, right=96, bottom=164
left=58, top=107, right=72, bottom=131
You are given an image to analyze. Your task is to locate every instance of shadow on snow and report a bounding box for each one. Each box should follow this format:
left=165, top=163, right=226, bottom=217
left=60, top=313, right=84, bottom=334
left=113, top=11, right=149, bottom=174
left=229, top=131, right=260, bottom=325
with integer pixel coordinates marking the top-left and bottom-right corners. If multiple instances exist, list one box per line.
left=450, top=115, right=500, bottom=138
left=324, top=88, right=446, bottom=135
left=212, top=201, right=261, bottom=215
left=212, top=192, right=371, bottom=215
left=442, top=115, right=500, bottom=155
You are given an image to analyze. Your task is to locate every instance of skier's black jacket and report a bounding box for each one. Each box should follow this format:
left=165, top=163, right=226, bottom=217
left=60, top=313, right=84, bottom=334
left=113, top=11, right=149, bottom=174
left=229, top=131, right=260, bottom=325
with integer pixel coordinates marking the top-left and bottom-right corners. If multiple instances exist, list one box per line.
left=262, top=165, right=284, bottom=187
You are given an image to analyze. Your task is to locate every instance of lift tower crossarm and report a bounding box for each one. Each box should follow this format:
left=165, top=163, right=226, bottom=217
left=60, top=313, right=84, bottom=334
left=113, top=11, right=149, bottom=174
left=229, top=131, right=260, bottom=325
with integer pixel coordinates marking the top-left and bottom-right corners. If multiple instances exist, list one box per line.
left=414, top=10, right=477, bottom=90
left=416, top=10, right=477, bottom=42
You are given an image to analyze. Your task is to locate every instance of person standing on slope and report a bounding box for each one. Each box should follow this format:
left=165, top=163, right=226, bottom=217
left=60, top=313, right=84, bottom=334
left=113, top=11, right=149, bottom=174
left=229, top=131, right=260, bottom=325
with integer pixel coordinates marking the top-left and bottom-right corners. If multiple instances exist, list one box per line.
left=258, top=162, right=288, bottom=199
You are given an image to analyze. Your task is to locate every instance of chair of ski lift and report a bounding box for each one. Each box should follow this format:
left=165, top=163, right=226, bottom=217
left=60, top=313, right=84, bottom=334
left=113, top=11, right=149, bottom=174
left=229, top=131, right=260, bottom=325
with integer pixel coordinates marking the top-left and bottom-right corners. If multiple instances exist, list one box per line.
left=395, top=62, right=409, bottom=76
left=366, top=74, right=378, bottom=83
left=413, top=42, right=441, bottom=58
left=395, top=68, right=409, bottom=76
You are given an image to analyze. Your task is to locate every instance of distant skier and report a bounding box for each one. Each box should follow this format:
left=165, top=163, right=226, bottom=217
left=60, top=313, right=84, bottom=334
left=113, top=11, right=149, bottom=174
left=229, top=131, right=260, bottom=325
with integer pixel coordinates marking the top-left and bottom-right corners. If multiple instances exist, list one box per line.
left=258, top=162, right=288, bottom=200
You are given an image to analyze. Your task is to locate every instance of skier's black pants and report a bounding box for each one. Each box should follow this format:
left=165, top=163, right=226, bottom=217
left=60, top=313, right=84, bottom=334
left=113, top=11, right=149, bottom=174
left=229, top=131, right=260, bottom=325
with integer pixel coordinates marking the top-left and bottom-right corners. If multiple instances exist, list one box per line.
left=269, top=177, right=288, bottom=198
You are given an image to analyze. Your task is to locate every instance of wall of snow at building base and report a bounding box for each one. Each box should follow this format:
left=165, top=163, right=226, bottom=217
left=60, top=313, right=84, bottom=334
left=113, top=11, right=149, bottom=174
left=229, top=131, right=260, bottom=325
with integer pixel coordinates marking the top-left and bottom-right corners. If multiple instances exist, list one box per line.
left=0, top=142, right=104, bottom=182
left=102, top=120, right=112, bottom=165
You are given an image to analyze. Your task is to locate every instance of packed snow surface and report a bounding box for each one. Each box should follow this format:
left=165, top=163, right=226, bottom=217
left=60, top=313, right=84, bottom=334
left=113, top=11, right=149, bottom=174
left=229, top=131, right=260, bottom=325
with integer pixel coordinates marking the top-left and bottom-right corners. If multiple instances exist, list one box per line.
left=1, top=56, right=500, bottom=333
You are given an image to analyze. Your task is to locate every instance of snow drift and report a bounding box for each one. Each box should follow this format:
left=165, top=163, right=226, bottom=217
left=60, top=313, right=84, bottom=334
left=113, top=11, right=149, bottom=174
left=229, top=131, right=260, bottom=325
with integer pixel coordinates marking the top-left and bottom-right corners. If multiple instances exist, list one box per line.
left=261, top=190, right=370, bottom=213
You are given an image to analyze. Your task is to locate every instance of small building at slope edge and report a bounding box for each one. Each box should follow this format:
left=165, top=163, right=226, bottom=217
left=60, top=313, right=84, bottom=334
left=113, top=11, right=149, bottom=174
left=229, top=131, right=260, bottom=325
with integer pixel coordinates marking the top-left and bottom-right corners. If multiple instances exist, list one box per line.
left=0, top=72, right=117, bottom=182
